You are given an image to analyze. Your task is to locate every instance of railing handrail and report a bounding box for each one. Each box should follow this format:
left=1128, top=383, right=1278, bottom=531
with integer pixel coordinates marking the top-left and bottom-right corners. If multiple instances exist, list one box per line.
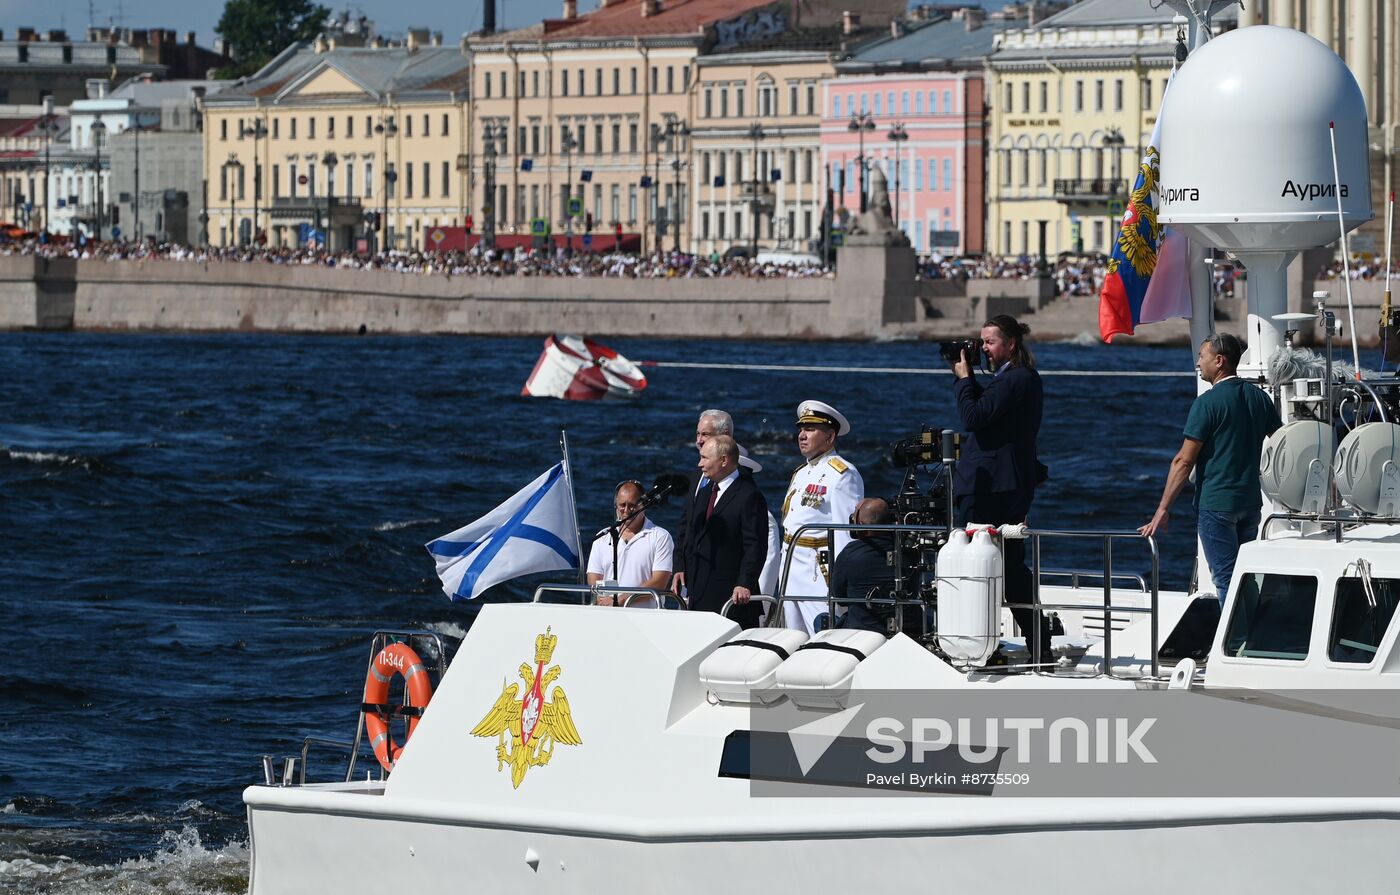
left=717, top=593, right=778, bottom=619
left=1039, top=566, right=1149, bottom=592
left=531, top=582, right=675, bottom=608
left=343, top=628, right=450, bottom=783
left=771, top=520, right=1161, bottom=678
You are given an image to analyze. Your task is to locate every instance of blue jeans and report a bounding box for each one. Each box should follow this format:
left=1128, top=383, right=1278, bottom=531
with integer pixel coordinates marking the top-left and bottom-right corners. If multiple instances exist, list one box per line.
left=1197, top=506, right=1261, bottom=604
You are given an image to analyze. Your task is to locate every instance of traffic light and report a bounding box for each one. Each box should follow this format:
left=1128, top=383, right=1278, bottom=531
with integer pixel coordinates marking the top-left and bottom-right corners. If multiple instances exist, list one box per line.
left=464, top=214, right=474, bottom=236
left=585, top=212, right=594, bottom=232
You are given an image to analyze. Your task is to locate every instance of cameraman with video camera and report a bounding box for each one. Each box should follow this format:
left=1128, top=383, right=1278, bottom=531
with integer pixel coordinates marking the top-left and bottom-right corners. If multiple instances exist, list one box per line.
left=947, top=314, right=1052, bottom=666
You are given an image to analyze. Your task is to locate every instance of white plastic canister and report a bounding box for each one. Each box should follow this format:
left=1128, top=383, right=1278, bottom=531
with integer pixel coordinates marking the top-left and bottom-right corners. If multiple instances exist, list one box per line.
left=937, top=528, right=1003, bottom=665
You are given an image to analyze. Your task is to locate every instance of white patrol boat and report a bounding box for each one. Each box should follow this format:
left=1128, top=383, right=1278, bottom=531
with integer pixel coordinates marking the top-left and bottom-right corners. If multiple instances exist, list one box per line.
left=244, top=12, right=1400, bottom=893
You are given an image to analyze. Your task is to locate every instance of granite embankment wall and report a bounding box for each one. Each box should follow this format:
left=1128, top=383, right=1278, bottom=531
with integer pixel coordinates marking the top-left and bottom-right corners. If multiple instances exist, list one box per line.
left=3, top=252, right=1385, bottom=343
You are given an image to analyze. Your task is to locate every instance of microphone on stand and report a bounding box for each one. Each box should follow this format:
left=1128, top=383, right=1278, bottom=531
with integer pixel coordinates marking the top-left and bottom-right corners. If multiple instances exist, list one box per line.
left=640, top=472, right=691, bottom=507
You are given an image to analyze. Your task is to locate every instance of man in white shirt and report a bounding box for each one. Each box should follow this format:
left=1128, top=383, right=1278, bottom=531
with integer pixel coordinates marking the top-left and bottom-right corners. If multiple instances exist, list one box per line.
left=586, top=480, right=675, bottom=608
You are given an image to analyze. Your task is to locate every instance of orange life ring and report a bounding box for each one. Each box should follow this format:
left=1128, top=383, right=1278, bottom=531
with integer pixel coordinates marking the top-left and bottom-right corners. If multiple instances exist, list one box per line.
left=362, top=642, right=433, bottom=772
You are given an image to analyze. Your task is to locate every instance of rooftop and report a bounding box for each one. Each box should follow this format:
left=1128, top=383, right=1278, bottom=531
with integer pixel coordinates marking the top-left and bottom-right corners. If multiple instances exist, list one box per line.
left=841, top=11, right=1020, bottom=70
left=208, top=44, right=471, bottom=105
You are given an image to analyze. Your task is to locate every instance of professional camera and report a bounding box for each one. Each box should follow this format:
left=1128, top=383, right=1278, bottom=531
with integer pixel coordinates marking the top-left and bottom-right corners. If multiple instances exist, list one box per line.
left=938, top=338, right=982, bottom=366
left=888, top=426, right=952, bottom=530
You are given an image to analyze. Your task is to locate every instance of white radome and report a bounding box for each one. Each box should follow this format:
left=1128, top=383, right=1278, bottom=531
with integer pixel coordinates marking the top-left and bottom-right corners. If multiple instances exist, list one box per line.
left=1159, top=24, right=1372, bottom=252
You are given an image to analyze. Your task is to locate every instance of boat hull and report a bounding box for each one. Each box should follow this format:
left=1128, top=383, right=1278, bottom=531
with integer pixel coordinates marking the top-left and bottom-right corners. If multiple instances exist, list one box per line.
left=246, top=792, right=1400, bottom=893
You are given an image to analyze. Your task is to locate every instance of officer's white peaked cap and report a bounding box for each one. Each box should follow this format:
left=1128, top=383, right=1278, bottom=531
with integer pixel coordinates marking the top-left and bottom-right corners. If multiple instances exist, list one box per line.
left=795, top=400, right=850, bottom=436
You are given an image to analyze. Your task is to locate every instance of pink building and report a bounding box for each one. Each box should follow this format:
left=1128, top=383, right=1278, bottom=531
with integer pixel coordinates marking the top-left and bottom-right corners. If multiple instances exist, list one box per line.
left=821, top=10, right=1012, bottom=255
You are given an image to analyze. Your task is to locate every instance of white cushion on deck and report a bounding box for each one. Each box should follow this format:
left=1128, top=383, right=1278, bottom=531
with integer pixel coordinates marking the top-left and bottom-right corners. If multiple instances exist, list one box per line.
left=698, top=628, right=810, bottom=705
left=772, top=629, right=887, bottom=709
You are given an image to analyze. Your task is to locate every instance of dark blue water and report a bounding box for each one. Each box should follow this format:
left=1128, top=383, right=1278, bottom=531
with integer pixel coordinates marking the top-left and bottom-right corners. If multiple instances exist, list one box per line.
left=0, top=331, right=1233, bottom=891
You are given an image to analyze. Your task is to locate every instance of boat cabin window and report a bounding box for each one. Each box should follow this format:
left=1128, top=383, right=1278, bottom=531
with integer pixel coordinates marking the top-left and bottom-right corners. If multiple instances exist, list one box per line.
left=1329, top=575, right=1400, bottom=664
left=1223, top=573, right=1316, bottom=660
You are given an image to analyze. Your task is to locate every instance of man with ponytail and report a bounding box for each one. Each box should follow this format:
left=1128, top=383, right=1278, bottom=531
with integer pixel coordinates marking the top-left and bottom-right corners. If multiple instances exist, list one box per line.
left=949, top=314, right=1053, bottom=666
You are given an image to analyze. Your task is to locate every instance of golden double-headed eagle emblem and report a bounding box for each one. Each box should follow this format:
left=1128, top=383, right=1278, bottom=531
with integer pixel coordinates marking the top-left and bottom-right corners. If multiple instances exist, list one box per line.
left=470, top=627, right=582, bottom=788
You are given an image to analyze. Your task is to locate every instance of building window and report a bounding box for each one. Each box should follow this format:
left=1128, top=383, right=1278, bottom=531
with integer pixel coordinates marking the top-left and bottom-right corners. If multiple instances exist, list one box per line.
left=365, top=161, right=373, bottom=198
left=651, top=66, right=659, bottom=93
left=533, top=71, right=540, bottom=97
left=928, top=90, right=937, bottom=115
left=667, top=66, right=675, bottom=93
left=944, top=90, right=953, bottom=115
left=1021, top=82, right=1030, bottom=113
left=343, top=162, right=353, bottom=198
left=500, top=72, right=507, bottom=96
left=803, top=149, right=813, bottom=183
left=806, top=83, right=815, bottom=115
left=1094, top=79, right=1104, bottom=112
left=683, top=66, right=691, bottom=91
left=309, top=117, right=316, bottom=139
left=272, top=164, right=280, bottom=198
left=519, top=71, right=526, bottom=96
left=484, top=74, right=492, bottom=98
left=832, top=94, right=840, bottom=118
left=594, top=123, right=603, bottom=155
left=629, top=123, right=638, bottom=154
left=736, top=87, right=745, bottom=117
left=943, top=158, right=952, bottom=191
left=422, top=162, right=429, bottom=198
left=914, top=157, right=923, bottom=191
left=405, top=163, right=413, bottom=198
left=442, top=114, right=450, bottom=136
left=789, top=82, right=799, bottom=115
left=702, top=210, right=710, bottom=239
left=706, top=88, right=714, bottom=118
left=561, top=70, right=569, bottom=96
left=1142, top=78, right=1153, bottom=110
left=595, top=69, right=603, bottom=95
left=875, top=92, right=883, bottom=116
left=406, top=116, right=413, bottom=138
left=220, top=119, right=228, bottom=141
left=1074, top=80, right=1084, bottom=112
left=629, top=184, right=638, bottom=222
left=1114, top=78, right=1124, bottom=111
left=613, top=67, right=620, bottom=95
left=1039, top=81, right=1048, bottom=113
left=901, top=90, right=910, bottom=115
left=327, top=116, right=335, bottom=138
left=611, top=123, right=620, bottom=155
left=290, top=118, right=298, bottom=139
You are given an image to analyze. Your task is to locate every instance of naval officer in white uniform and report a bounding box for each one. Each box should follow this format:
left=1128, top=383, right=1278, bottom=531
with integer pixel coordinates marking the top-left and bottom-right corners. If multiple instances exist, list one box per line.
left=780, top=401, right=864, bottom=632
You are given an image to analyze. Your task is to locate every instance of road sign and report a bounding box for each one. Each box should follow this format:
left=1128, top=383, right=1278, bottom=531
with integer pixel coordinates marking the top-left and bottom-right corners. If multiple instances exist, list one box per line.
left=297, top=174, right=308, bottom=185
left=111, top=227, right=121, bottom=238
left=581, top=233, right=593, bottom=249
left=639, top=175, right=653, bottom=189
left=430, top=227, right=447, bottom=246
left=929, top=230, right=960, bottom=248
left=830, top=229, right=844, bottom=247
left=1106, top=199, right=1126, bottom=218
left=567, top=197, right=583, bottom=217
left=530, top=217, right=549, bottom=236
left=580, top=170, right=593, bottom=183
left=521, top=159, right=534, bottom=172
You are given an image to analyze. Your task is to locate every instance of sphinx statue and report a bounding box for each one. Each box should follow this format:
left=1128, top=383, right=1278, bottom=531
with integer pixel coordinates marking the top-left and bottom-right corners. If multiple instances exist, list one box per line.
left=846, top=167, right=912, bottom=248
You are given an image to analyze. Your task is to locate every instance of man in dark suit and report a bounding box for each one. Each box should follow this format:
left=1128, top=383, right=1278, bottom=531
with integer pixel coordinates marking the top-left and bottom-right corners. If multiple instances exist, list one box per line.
left=951, top=314, right=1052, bottom=665
left=678, top=434, right=769, bottom=629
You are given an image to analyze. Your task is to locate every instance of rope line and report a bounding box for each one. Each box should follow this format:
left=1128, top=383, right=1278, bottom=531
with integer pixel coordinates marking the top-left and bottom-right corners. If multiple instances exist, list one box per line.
left=638, top=361, right=1193, bottom=378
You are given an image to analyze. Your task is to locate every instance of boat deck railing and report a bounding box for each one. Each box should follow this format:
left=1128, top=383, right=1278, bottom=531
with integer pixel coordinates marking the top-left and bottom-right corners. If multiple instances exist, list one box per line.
left=771, top=521, right=1162, bottom=678
left=302, top=629, right=451, bottom=785
left=532, top=583, right=682, bottom=608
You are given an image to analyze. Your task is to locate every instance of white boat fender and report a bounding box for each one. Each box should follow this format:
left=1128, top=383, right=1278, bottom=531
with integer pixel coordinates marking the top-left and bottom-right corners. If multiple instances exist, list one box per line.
left=936, top=528, right=1003, bottom=666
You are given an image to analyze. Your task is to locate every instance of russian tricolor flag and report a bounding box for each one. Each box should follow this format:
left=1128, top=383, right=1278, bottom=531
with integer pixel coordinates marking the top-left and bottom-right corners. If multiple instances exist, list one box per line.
left=1099, top=96, right=1192, bottom=341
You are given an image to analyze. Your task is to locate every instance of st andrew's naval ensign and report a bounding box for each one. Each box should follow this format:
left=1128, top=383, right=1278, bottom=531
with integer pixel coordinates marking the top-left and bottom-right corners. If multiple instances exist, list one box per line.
left=471, top=627, right=582, bottom=788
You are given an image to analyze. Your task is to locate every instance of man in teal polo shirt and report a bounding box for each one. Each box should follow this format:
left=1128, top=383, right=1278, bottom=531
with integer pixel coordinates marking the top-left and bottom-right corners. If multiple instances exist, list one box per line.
left=1139, top=333, right=1280, bottom=603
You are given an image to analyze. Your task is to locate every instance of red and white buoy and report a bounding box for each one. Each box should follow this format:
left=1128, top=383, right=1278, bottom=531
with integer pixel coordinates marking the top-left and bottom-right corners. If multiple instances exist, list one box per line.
left=521, top=334, right=648, bottom=401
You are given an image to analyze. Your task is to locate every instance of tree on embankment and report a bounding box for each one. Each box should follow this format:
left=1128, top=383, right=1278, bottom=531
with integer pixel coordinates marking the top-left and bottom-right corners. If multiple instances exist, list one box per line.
left=214, top=0, right=330, bottom=80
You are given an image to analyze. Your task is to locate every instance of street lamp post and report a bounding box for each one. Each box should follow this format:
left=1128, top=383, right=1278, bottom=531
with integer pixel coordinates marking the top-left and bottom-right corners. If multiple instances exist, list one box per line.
left=561, top=130, right=578, bottom=245
left=747, top=121, right=764, bottom=257
left=91, top=119, right=106, bottom=240
left=321, top=150, right=338, bottom=250
left=1103, top=126, right=1126, bottom=240
left=666, top=117, right=689, bottom=254
left=40, top=101, right=56, bottom=236
left=240, top=119, right=268, bottom=244
left=888, top=122, right=908, bottom=230
left=847, top=113, right=875, bottom=213
left=482, top=120, right=499, bottom=252
left=374, top=113, right=398, bottom=251
left=226, top=153, right=241, bottom=245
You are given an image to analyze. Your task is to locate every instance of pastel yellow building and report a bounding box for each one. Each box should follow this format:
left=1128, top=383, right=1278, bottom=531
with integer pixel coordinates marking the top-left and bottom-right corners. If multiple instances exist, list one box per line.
left=985, top=0, right=1235, bottom=258
left=202, top=30, right=470, bottom=250
left=690, top=50, right=832, bottom=257
left=467, top=0, right=788, bottom=251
